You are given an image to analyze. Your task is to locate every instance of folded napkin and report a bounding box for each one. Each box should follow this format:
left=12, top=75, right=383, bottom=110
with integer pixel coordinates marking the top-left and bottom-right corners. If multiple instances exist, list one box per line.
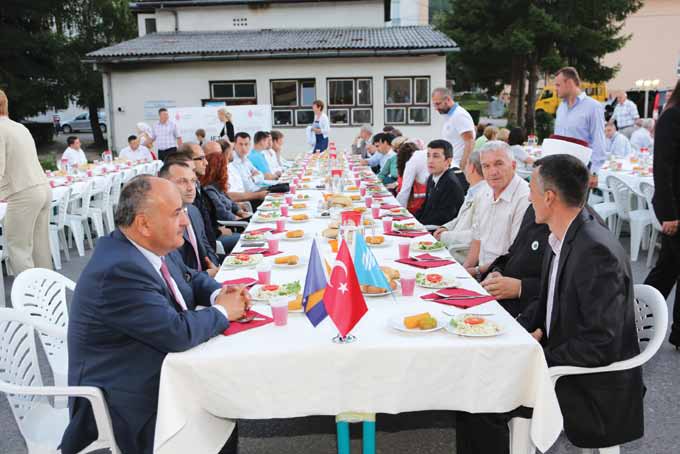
left=246, top=227, right=273, bottom=235
left=380, top=203, right=401, bottom=210
left=390, top=215, right=412, bottom=221
left=223, top=310, right=273, bottom=336
left=234, top=248, right=282, bottom=257
left=421, top=287, right=496, bottom=308
left=396, top=253, right=455, bottom=269
left=372, top=194, right=390, bottom=199
left=221, top=277, right=258, bottom=287
left=385, top=231, right=429, bottom=238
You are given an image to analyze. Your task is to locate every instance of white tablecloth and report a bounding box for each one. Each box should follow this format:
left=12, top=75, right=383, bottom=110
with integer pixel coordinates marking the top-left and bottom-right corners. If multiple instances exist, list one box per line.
left=153, top=161, right=563, bottom=454
left=599, top=159, right=654, bottom=196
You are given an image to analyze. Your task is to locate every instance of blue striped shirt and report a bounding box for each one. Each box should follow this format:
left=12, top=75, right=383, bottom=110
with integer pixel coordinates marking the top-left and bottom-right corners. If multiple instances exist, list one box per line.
left=555, top=92, right=607, bottom=173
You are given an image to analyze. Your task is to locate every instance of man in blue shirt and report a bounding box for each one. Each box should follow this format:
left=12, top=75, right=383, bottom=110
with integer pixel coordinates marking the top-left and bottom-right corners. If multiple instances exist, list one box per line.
left=364, top=132, right=395, bottom=172
left=604, top=123, right=633, bottom=158
left=248, top=131, right=280, bottom=180
left=554, top=66, right=607, bottom=188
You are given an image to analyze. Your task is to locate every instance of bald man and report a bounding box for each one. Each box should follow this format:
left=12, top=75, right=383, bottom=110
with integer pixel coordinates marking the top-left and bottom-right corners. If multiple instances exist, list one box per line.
left=61, top=176, right=247, bottom=454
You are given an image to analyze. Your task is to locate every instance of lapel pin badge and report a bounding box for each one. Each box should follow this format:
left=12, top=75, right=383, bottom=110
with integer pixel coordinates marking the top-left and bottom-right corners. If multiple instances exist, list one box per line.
left=531, top=241, right=539, bottom=251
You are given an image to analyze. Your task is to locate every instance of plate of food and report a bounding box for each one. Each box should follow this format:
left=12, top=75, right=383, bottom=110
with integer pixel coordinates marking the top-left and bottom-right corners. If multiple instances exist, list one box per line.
left=393, top=221, right=424, bottom=232
left=365, top=235, right=391, bottom=248
left=243, top=231, right=267, bottom=241
left=289, top=213, right=310, bottom=223
left=290, top=203, right=308, bottom=211
left=390, top=312, right=443, bottom=333
left=385, top=207, right=410, bottom=216
left=345, top=185, right=360, bottom=192
left=445, top=315, right=504, bottom=337
left=295, top=194, right=311, bottom=200
left=415, top=272, right=457, bottom=289
left=251, top=281, right=302, bottom=301
left=411, top=240, right=446, bottom=252
left=360, top=284, right=396, bottom=297
left=222, top=253, right=263, bottom=268
left=281, top=229, right=307, bottom=241
left=272, top=255, right=307, bottom=268
left=253, top=212, right=281, bottom=223
left=258, top=201, right=281, bottom=211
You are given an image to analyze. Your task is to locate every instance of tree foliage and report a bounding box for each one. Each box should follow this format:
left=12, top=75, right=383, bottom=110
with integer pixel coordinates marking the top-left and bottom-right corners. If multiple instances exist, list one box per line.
left=435, top=0, right=643, bottom=129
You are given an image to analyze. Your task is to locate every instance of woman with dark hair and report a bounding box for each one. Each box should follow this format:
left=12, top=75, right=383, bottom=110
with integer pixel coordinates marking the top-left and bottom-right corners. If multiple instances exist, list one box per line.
left=199, top=152, right=248, bottom=254
left=395, top=141, right=427, bottom=214
left=644, top=79, right=680, bottom=349
left=507, top=127, right=534, bottom=165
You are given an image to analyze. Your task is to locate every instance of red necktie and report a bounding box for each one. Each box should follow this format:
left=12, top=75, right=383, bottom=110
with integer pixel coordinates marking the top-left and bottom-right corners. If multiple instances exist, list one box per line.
left=186, top=223, right=202, bottom=271
left=160, top=258, right=187, bottom=311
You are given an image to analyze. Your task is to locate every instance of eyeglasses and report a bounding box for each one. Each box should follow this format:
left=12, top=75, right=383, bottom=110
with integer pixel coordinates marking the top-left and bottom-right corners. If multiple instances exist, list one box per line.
left=193, top=155, right=207, bottom=161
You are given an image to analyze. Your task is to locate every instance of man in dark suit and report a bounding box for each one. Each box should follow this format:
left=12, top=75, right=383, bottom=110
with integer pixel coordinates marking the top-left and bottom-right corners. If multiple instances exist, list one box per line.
left=521, top=154, right=644, bottom=449
left=415, top=139, right=465, bottom=227
left=60, top=176, right=249, bottom=454
left=159, top=160, right=220, bottom=273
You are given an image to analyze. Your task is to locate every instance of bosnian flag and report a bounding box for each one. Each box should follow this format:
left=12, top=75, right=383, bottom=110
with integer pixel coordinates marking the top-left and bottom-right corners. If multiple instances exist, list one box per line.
left=301, top=239, right=328, bottom=327
left=324, top=240, right=368, bottom=337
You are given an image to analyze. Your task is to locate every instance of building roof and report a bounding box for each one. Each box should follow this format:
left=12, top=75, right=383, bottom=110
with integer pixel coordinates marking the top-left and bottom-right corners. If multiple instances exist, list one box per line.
left=86, top=26, right=458, bottom=64
left=130, top=0, right=370, bottom=10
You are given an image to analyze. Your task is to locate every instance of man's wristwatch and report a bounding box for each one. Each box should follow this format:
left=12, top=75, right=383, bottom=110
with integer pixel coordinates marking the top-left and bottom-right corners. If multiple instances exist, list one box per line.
left=474, top=266, right=482, bottom=281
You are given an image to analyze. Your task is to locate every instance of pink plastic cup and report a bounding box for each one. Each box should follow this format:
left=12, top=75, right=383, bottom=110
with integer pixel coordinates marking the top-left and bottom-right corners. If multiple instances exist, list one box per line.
left=267, top=238, right=279, bottom=253
left=365, top=196, right=373, bottom=208
left=280, top=205, right=289, bottom=217
left=360, top=187, right=367, bottom=197
left=49, top=180, right=56, bottom=188
left=290, top=185, right=297, bottom=194
left=400, top=276, right=416, bottom=297
left=270, top=297, right=289, bottom=326
left=275, top=219, right=286, bottom=233
left=355, top=178, right=361, bottom=187
left=398, top=242, right=410, bottom=260
left=382, top=218, right=393, bottom=234
left=372, top=207, right=381, bottom=219
left=257, top=263, right=271, bottom=285
left=285, top=195, right=293, bottom=206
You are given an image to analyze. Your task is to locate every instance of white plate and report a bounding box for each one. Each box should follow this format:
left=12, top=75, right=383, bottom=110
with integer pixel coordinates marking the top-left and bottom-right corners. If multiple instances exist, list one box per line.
left=344, top=187, right=360, bottom=193
left=258, top=204, right=281, bottom=212
left=290, top=206, right=309, bottom=211
left=411, top=242, right=446, bottom=252
left=389, top=315, right=444, bottom=333
left=242, top=233, right=266, bottom=241
left=365, top=236, right=391, bottom=248
left=272, top=256, right=308, bottom=268
left=361, top=282, right=398, bottom=297
left=250, top=284, right=301, bottom=301
left=221, top=254, right=263, bottom=268
left=289, top=217, right=310, bottom=223
left=415, top=274, right=458, bottom=289
left=279, top=232, right=308, bottom=242
left=443, top=318, right=505, bottom=337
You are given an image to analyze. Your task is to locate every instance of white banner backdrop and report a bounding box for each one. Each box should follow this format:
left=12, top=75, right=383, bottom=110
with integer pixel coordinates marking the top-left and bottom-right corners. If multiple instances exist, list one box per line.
left=167, top=105, right=272, bottom=143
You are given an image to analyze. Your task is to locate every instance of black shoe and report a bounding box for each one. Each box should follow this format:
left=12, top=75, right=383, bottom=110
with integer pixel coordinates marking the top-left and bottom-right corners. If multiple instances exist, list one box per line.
left=669, top=328, right=680, bottom=350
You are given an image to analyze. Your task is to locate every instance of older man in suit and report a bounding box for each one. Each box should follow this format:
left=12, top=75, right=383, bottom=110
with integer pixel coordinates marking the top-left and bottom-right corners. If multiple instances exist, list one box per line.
left=522, top=154, right=644, bottom=449
left=61, top=176, right=248, bottom=454
left=0, top=89, right=52, bottom=272
left=159, top=160, right=220, bottom=273
left=415, top=139, right=465, bottom=227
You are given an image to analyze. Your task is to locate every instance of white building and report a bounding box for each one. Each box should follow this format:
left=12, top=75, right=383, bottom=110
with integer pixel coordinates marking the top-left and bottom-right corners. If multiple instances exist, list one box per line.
left=87, top=0, right=457, bottom=156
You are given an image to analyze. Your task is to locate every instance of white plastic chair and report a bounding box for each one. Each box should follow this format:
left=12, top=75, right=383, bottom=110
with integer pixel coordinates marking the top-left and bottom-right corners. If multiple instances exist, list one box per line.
left=120, top=168, right=137, bottom=185
left=606, top=175, right=652, bottom=261
left=0, top=308, right=121, bottom=454
left=640, top=182, right=663, bottom=268
left=109, top=172, right=123, bottom=213
left=66, top=181, right=94, bottom=256
left=11, top=268, right=74, bottom=400
left=511, top=284, right=668, bottom=454
left=49, top=187, right=72, bottom=270
left=592, top=182, right=618, bottom=232
left=89, top=175, right=114, bottom=235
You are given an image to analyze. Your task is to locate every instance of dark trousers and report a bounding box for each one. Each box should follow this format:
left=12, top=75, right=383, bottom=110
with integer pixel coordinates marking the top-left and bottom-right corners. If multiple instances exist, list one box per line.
left=456, top=407, right=532, bottom=454
left=645, top=233, right=680, bottom=344
left=158, top=147, right=178, bottom=161
left=218, top=423, right=239, bottom=454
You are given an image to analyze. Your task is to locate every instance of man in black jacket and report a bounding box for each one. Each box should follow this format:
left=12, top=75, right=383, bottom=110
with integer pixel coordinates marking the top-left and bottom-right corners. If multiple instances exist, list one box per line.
left=644, top=93, right=680, bottom=348
left=415, top=139, right=465, bottom=227
left=521, top=154, right=644, bottom=449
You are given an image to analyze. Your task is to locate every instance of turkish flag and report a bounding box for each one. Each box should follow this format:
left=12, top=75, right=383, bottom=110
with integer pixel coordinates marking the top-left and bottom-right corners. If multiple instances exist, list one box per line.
left=324, top=240, right=368, bottom=337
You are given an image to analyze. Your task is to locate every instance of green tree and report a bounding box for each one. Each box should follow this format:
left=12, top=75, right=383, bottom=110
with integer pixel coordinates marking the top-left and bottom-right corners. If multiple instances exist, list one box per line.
left=0, top=1, right=69, bottom=120
left=60, top=0, right=136, bottom=147
left=435, top=0, right=642, bottom=132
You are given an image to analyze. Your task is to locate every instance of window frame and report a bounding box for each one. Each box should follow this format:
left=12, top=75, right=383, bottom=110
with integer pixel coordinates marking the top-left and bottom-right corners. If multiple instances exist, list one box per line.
left=327, top=77, right=374, bottom=127
left=270, top=78, right=317, bottom=128
left=209, top=80, right=257, bottom=105
left=384, top=76, right=431, bottom=125
left=414, top=77, right=430, bottom=105
left=351, top=108, right=373, bottom=126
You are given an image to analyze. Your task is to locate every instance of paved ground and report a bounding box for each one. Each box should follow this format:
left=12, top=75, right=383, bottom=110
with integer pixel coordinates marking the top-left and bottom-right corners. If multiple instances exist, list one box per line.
left=1, top=237, right=678, bottom=454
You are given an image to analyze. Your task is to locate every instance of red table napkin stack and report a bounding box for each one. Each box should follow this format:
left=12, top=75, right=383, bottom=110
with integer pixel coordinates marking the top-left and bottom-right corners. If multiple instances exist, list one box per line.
left=246, top=227, right=273, bottom=235
left=385, top=231, right=429, bottom=238
left=420, top=287, right=496, bottom=308
left=380, top=203, right=401, bottom=210
left=395, top=253, right=455, bottom=269
left=233, top=248, right=282, bottom=257
left=223, top=310, right=273, bottom=336
left=221, top=277, right=258, bottom=287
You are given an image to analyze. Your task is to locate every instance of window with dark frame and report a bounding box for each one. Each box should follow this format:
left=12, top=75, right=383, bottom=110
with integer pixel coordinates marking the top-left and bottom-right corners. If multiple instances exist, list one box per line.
left=270, top=79, right=316, bottom=127
left=384, top=76, right=431, bottom=125
left=209, top=80, right=257, bottom=105
left=327, top=78, right=373, bottom=126
left=144, top=18, right=157, bottom=34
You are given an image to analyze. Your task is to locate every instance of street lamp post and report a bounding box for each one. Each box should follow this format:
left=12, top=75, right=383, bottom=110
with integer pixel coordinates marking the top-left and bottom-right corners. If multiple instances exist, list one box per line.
left=635, top=79, right=660, bottom=118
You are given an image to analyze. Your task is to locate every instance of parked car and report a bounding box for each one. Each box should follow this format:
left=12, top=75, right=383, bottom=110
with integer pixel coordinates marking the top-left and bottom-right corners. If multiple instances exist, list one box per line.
left=60, top=112, right=107, bottom=134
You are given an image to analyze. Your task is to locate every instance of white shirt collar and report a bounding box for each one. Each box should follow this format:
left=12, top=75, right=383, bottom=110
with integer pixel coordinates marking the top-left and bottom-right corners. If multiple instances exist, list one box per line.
left=494, top=174, right=522, bottom=203
left=548, top=217, right=576, bottom=256
left=127, top=235, right=163, bottom=271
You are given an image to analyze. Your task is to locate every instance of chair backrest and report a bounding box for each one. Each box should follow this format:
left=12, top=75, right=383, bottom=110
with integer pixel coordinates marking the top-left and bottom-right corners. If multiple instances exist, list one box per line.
left=68, top=180, right=93, bottom=217
left=110, top=172, right=123, bottom=207
left=11, top=268, right=74, bottom=363
left=121, top=168, right=136, bottom=184
left=639, top=182, right=662, bottom=230
left=605, top=175, right=634, bottom=220
left=90, top=175, right=111, bottom=205
left=631, top=284, right=668, bottom=364
left=51, top=186, right=72, bottom=229
left=0, top=308, right=49, bottom=426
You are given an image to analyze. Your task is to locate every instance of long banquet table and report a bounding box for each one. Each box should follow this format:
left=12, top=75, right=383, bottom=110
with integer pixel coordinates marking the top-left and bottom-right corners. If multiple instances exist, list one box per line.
left=153, top=155, right=563, bottom=454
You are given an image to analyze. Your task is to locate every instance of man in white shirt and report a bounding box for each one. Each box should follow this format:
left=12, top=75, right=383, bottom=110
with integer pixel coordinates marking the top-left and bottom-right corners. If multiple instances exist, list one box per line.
left=119, top=135, right=153, bottom=162
left=227, top=132, right=267, bottom=205
left=433, top=150, right=487, bottom=258
left=270, top=130, right=291, bottom=169
left=60, top=136, right=88, bottom=168
left=630, top=118, right=654, bottom=152
left=431, top=87, right=475, bottom=170
left=261, top=133, right=283, bottom=176
left=148, top=108, right=182, bottom=161
left=463, top=141, right=530, bottom=279
left=604, top=123, right=633, bottom=157
left=610, top=91, right=640, bottom=138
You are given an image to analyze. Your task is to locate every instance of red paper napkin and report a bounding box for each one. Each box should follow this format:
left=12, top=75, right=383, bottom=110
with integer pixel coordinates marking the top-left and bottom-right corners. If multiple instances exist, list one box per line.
left=246, top=227, right=273, bottom=235
left=372, top=194, right=389, bottom=199
left=396, top=253, right=455, bottom=268
left=385, top=231, right=429, bottom=238
left=390, top=215, right=412, bottom=221
left=380, top=203, right=400, bottom=210
left=223, top=310, right=273, bottom=336
left=221, top=277, right=258, bottom=287
left=234, top=248, right=282, bottom=257
left=420, top=288, right=496, bottom=308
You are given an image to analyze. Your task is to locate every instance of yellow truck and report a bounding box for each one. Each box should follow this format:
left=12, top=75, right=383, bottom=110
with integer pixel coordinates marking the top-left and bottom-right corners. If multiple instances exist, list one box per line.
left=535, top=82, right=608, bottom=115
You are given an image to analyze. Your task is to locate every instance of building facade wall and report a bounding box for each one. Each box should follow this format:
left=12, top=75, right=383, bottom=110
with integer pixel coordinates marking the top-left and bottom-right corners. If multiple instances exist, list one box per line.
left=603, top=0, right=680, bottom=91
left=151, top=1, right=384, bottom=33
left=104, top=54, right=447, bottom=157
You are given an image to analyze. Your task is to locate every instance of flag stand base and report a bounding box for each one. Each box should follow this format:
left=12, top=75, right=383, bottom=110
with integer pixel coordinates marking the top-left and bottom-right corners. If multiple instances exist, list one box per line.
left=332, top=334, right=357, bottom=344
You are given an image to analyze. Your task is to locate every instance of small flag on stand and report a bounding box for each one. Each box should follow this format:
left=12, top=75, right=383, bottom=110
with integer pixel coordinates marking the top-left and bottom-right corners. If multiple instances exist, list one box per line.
left=353, top=234, right=392, bottom=291
left=301, top=239, right=328, bottom=327
left=324, top=240, right=368, bottom=338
